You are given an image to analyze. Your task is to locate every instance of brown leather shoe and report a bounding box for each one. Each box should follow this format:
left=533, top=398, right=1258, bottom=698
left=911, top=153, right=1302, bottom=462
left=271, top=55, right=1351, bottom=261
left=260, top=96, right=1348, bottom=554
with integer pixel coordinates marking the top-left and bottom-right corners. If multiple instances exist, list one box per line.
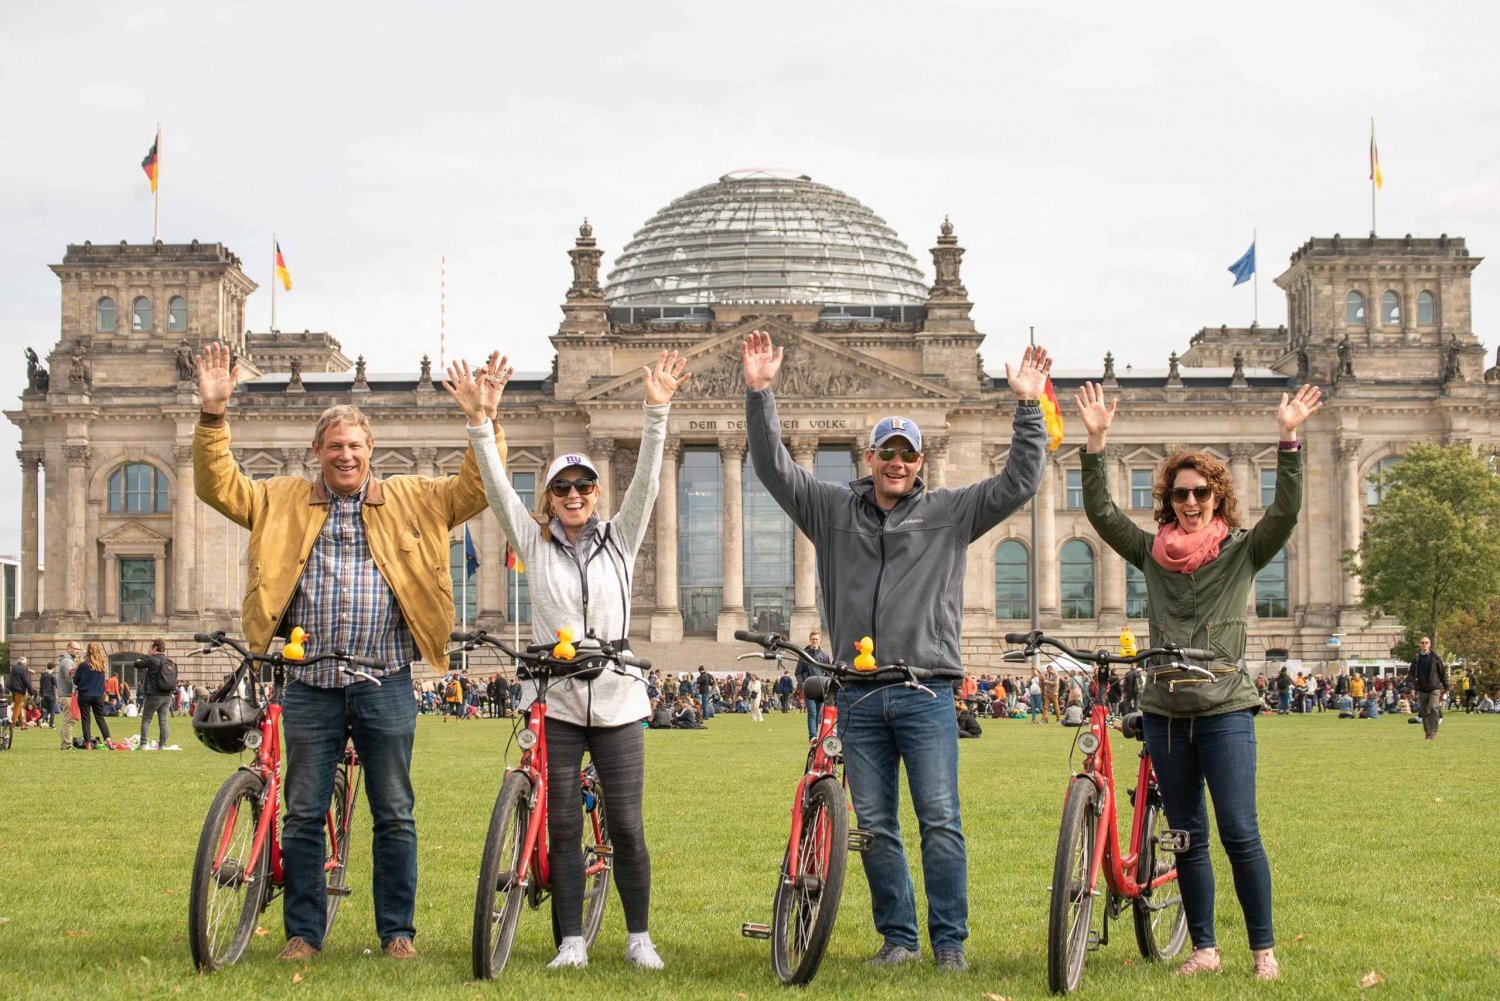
left=278, top=937, right=321, bottom=961
left=382, top=936, right=418, bottom=959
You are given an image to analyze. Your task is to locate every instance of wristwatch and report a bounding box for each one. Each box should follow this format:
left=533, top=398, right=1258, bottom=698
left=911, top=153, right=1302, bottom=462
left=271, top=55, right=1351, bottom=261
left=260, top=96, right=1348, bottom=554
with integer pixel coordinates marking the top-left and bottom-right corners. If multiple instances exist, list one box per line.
left=1017, top=398, right=1040, bottom=408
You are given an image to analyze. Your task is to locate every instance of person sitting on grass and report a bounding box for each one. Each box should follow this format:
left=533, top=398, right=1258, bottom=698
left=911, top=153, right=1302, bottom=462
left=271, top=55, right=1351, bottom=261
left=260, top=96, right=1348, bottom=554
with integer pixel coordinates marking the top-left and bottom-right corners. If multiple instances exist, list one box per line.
left=956, top=700, right=983, bottom=739
left=648, top=699, right=673, bottom=730
left=671, top=697, right=702, bottom=729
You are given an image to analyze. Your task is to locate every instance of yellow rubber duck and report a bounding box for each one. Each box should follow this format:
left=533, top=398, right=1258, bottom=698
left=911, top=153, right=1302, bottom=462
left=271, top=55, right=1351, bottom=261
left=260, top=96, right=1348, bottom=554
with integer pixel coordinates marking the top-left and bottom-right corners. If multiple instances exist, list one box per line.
left=853, top=636, right=876, bottom=672
left=553, top=626, right=577, bottom=661
left=283, top=627, right=308, bottom=661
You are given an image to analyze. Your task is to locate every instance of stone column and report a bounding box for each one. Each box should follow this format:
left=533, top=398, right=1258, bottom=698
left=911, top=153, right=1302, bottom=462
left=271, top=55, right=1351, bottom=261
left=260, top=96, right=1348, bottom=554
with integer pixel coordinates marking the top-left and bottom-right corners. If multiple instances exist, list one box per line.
left=716, top=436, right=747, bottom=641
left=1098, top=457, right=1126, bottom=622
left=153, top=551, right=167, bottom=619
left=64, top=444, right=91, bottom=616
left=1036, top=453, right=1058, bottom=618
left=281, top=447, right=309, bottom=481
left=1229, top=443, right=1255, bottom=509
left=17, top=450, right=41, bottom=614
left=925, top=436, right=949, bottom=488
left=649, top=442, right=682, bottom=642
left=587, top=436, right=615, bottom=518
left=172, top=443, right=197, bottom=614
left=479, top=509, right=504, bottom=620
left=413, top=447, right=437, bottom=479
left=1338, top=434, right=1363, bottom=606
left=103, top=552, right=118, bottom=618
left=790, top=437, right=821, bottom=638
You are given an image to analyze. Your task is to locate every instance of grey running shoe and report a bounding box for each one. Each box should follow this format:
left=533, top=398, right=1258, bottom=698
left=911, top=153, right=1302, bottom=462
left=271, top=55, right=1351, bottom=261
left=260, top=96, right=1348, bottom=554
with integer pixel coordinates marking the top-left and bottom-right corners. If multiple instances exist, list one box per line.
left=934, top=947, right=970, bottom=973
left=867, top=942, right=921, bottom=966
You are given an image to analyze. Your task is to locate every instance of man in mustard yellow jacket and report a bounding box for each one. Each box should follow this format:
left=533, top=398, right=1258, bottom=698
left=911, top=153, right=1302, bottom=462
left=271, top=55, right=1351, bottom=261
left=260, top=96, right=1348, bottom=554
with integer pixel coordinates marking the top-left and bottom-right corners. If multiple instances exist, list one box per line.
left=193, top=342, right=506, bottom=962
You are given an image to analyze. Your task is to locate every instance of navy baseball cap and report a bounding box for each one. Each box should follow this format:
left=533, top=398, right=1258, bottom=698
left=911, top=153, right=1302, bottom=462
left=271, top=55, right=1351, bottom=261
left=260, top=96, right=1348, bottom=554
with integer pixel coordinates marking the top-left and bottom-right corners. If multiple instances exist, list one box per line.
left=868, top=416, right=922, bottom=452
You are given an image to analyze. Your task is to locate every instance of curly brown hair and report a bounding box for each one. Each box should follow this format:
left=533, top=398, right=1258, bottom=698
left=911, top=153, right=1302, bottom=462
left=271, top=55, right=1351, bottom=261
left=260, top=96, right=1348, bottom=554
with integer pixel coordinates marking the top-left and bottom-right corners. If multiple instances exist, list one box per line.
left=1153, top=449, right=1241, bottom=529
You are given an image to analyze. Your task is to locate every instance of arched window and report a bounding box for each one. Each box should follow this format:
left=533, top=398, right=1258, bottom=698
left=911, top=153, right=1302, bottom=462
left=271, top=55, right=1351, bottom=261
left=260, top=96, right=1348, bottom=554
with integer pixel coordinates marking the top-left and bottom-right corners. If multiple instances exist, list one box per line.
left=449, top=539, right=477, bottom=628
left=1255, top=548, right=1289, bottom=618
left=107, top=462, right=170, bottom=514
left=97, top=296, right=116, bottom=332
left=1125, top=563, right=1148, bottom=618
left=994, top=540, right=1030, bottom=620
left=1366, top=456, right=1402, bottom=506
left=1344, top=290, right=1365, bottom=325
left=132, top=296, right=152, bottom=332
left=1381, top=290, right=1401, bottom=326
left=1417, top=290, right=1436, bottom=326
left=168, top=296, right=188, bottom=331
left=1060, top=540, right=1095, bottom=619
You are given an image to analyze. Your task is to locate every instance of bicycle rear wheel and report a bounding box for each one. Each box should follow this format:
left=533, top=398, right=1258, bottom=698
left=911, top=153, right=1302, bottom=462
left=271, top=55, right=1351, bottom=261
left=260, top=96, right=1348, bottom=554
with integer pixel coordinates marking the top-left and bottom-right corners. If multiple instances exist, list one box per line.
left=189, top=769, right=270, bottom=971
left=323, top=761, right=359, bottom=936
left=551, top=764, right=614, bottom=948
left=1132, top=791, right=1188, bottom=960
left=473, top=771, right=532, bottom=979
left=770, top=776, right=848, bottom=985
left=1047, top=777, right=1098, bottom=995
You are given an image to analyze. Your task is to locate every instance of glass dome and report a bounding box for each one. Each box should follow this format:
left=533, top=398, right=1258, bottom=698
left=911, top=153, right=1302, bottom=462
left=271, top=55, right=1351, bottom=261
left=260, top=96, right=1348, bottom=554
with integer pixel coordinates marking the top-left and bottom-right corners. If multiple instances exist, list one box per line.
left=604, top=170, right=930, bottom=307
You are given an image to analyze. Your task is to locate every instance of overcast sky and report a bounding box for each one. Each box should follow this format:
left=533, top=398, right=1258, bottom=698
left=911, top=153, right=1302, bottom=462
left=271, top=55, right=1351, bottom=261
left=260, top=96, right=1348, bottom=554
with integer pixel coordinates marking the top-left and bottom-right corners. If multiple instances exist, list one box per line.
left=3, top=0, right=1498, bottom=556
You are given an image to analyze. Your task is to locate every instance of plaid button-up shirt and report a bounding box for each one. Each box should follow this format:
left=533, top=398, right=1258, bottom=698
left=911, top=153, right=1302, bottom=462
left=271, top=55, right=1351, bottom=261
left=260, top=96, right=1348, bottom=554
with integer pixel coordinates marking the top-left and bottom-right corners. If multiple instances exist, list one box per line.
left=286, top=478, right=417, bottom=687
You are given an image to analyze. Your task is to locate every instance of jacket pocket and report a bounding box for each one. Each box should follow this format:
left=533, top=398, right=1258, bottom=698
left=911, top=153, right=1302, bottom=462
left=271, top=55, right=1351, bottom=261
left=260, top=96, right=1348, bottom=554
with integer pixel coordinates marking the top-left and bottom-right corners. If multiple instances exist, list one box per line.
left=246, top=561, right=262, bottom=592
left=399, top=524, right=422, bottom=553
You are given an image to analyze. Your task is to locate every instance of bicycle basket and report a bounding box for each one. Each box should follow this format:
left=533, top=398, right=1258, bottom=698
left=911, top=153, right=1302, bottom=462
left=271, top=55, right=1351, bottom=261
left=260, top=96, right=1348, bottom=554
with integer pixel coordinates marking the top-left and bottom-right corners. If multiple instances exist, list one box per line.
left=191, top=696, right=262, bottom=754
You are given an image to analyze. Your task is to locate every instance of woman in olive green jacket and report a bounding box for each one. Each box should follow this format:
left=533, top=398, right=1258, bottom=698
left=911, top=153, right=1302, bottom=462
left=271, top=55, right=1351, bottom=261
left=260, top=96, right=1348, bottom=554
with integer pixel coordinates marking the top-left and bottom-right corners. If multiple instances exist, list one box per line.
left=1074, top=380, right=1322, bottom=983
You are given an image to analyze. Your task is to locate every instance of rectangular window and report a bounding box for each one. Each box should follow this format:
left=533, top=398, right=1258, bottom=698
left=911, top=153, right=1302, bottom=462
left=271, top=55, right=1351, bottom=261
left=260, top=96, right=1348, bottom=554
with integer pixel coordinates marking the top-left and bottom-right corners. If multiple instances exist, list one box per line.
left=1065, top=468, right=1083, bottom=510
left=678, top=449, right=722, bottom=634
left=450, top=539, right=477, bottom=628
left=3, top=563, right=16, bottom=632
left=1259, top=469, right=1276, bottom=509
left=1126, top=564, right=1148, bottom=618
left=1255, top=549, right=1289, bottom=618
left=119, top=558, right=155, bottom=623
left=1130, top=469, right=1153, bottom=510
left=510, top=472, right=534, bottom=625
left=743, top=458, right=792, bottom=635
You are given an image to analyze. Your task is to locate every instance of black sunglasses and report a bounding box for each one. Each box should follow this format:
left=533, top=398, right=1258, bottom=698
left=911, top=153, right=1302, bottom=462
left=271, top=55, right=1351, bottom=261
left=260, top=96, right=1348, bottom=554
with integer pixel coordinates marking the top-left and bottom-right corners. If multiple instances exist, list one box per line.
left=548, top=477, right=598, bottom=498
left=1169, top=486, right=1214, bottom=503
left=874, top=447, right=921, bottom=463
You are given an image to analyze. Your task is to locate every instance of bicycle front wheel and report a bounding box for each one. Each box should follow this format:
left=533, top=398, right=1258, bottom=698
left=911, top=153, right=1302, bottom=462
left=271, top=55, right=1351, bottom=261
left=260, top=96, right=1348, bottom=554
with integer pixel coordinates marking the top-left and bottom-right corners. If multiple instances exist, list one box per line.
left=189, top=769, right=270, bottom=971
left=770, top=776, right=848, bottom=985
left=551, top=764, right=614, bottom=948
left=472, top=771, right=532, bottom=979
left=1132, top=791, right=1188, bottom=960
left=1047, top=776, right=1099, bottom=995
left=323, top=761, right=359, bottom=936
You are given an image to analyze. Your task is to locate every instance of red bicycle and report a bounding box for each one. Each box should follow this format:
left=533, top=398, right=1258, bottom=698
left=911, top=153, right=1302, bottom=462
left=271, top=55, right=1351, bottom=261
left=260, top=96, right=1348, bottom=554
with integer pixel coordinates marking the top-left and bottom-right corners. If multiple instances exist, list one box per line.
left=187, top=630, right=385, bottom=971
left=450, top=628, right=650, bottom=979
left=1004, top=630, right=1214, bottom=995
left=734, top=629, right=935, bottom=985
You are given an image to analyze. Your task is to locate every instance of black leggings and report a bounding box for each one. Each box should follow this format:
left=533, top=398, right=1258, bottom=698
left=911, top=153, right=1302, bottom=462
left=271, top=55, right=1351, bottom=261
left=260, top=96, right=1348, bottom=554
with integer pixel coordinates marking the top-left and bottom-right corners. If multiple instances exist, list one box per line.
left=545, top=717, right=650, bottom=937
left=78, top=696, right=111, bottom=743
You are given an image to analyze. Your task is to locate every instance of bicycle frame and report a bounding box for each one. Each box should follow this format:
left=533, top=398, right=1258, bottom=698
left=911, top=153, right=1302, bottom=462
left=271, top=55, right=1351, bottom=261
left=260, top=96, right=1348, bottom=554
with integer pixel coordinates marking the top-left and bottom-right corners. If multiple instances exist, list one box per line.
left=511, top=698, right=553, bottom=894
left=1076, top=696, right=1175, bottom=900
left=786, top=700, right=843, bottom=878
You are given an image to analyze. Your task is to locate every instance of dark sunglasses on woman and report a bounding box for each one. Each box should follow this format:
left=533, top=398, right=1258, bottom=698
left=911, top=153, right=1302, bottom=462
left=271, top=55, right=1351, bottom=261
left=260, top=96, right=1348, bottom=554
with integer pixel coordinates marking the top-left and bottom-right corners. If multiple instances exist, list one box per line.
left=549, top=478, right=598, bottom=498
left=1169, top=486, right=1213, bottom=503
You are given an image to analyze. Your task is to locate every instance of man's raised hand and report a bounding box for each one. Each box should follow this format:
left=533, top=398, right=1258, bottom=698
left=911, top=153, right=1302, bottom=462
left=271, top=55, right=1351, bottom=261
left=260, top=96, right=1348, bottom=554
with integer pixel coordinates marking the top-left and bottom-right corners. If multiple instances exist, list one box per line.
left=642, top=349, right=691, bottom=406
left=741, top=330, right=783, bottom=392
left=1005, top=345, right=1052, bottom=400
left=196, top=341, right=240, bottom=414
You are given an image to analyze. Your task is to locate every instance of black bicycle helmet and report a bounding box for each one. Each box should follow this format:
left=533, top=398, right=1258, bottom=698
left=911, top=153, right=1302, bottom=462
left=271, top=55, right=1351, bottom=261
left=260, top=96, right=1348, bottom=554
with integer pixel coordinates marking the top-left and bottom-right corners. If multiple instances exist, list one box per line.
left=191, top=696, right=262, bottom=753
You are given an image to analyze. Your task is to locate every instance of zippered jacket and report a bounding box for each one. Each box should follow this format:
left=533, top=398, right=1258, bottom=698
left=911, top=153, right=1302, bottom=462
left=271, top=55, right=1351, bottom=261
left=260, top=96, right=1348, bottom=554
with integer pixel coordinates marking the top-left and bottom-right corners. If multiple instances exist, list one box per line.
left=746, top=388, right=1046, bottom=678
left=467, top=402, right=668, bottom=727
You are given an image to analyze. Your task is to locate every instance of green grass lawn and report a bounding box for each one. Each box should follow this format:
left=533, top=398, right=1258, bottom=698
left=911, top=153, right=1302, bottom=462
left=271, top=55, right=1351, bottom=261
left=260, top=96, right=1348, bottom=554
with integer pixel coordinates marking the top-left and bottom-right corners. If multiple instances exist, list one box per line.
left=2, top=708, right=1497, bottom=1000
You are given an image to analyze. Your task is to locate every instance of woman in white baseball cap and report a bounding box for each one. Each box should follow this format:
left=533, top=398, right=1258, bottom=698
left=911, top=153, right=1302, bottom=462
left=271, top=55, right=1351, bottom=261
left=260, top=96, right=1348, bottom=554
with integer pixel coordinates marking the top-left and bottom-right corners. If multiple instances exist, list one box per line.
left=445, top=348, right=690, bottom=972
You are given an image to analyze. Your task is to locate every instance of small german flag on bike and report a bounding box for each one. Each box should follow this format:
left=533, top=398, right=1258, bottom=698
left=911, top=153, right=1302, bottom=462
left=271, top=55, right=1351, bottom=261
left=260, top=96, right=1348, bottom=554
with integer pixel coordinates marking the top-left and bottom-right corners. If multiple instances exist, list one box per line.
left=141, top=134, right=159, bottom=192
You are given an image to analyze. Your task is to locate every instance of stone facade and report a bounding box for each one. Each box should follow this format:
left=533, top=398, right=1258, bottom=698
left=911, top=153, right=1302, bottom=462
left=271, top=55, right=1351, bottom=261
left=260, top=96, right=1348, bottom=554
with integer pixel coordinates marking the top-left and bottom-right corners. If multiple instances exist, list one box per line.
left=7, top=217, right=1499, bottom=683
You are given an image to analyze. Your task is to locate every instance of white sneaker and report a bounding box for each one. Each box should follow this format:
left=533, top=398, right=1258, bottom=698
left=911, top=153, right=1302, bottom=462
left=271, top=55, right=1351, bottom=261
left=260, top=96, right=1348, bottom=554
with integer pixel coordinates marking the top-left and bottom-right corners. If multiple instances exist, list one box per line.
left=625, top=933, right=664, bottom=970
left=548, top=937, right=588, bottom=969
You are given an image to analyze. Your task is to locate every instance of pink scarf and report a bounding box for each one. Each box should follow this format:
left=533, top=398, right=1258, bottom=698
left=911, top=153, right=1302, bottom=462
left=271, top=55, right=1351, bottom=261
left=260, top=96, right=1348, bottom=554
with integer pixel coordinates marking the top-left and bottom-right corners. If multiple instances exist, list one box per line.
left=1152, top=517, right=1229, bottom=574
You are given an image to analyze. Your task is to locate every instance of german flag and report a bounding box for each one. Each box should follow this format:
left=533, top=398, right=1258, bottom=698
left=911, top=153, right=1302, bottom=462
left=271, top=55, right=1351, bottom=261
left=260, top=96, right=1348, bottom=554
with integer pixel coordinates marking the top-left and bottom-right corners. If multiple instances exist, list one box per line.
left=1039, top=378, right=1065, bottom=452
left=505, top=546, right=524, bottom=574
left=274, top=242, right=293, bottom=291
left=141, top=136, right=159, bottom=193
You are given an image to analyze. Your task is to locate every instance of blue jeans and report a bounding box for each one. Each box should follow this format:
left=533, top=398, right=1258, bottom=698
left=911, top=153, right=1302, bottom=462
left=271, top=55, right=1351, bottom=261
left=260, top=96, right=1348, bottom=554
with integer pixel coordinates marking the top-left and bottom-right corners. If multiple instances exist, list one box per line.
left=1277, top=690, right=1291, bottom=713
left=282, top=668, right=416, bottom=948
left=837, top=681, right=967, bottom=953
left=1142, top=709, right=1273, bottom=951
left=806, top=699, right=823, bottom=741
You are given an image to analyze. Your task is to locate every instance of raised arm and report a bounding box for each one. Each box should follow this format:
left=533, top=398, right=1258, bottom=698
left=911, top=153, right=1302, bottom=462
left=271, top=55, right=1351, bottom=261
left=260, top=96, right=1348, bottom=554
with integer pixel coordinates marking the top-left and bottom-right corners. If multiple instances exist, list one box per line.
left=949, top=345, right=1050, bottom=539
left=1074, top=381, right=1151, bottom=567
left=447, top=354, right=535, bottom=550
left=1247, top=384, right=1321, bottom=568
left=743, top=331, right=838, bottom=536
left=437, top=353, right=511, bottom=527
left=193, top=341, right=261, bottom=528
left=613, top=350, right=690, bottom=555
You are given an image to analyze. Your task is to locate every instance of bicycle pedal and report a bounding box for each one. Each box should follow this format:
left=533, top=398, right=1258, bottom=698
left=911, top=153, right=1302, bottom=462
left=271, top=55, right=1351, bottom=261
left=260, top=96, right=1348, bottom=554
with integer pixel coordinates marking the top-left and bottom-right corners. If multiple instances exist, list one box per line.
left=326, top=885, right=352, bottom=897
left=741, top=923, right=773, bottom=940
left=1157, top=829, right=1191, bottom=853
left=1086, top=929, right=1103, bottom=951
left=848, top=828, right=875, bottom=852
left=590, top=844, right=614, bottom=857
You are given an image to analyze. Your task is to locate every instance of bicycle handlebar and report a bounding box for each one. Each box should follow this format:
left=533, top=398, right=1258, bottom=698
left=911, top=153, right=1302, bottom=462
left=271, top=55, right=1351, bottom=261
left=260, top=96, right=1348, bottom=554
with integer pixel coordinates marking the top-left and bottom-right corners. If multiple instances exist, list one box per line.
left=1004, top=630, right=1215, bottom=669
left=450, top=629, right=652, bottom=673
left=193, top=630, right=387, bottom=685
left=732, top=630, right=934, bottom=682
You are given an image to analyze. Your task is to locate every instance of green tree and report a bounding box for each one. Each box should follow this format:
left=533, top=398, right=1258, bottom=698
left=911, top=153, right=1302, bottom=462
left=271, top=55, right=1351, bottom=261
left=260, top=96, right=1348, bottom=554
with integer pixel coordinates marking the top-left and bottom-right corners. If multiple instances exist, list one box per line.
left=1343, top=442, right=1500, bottom=651
left=1441, top=601, right=1500, bottom=693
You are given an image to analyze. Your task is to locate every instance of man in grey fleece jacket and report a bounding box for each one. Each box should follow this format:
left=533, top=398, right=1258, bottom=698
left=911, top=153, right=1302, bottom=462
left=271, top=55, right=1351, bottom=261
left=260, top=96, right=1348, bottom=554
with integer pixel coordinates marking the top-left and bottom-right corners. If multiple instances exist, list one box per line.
left=742, top=330, right=1049, bottom=972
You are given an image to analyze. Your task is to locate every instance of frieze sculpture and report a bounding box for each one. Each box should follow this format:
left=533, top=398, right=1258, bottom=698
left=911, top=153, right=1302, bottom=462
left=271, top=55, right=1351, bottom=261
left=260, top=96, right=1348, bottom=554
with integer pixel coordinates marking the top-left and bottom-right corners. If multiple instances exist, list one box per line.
left=175, top=339, right=197, bottom=382
left=68, top=344, right=93, bottom=390
left=24, top=347, right=49, bottom=392
left=673, top=344, right=873, bottom=401
left=1337, top=335, right=1354, bottom=379
left=1443, top=335, right=1465, bottom=383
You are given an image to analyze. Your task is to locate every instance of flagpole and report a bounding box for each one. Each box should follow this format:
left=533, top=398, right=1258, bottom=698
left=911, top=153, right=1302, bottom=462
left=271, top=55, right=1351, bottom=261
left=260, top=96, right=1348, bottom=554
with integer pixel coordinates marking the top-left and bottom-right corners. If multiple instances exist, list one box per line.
left=271, top=234, right=278, bottom=332
left=153, top=124, right=161, bottom=243
left=1370, top=117, right=1377, bottom=237
left=1253, top=228, right=1259, bottom=326
left=440, top=255, right=447, bottom=370
left=1027, top=325, right=1041, bottom=680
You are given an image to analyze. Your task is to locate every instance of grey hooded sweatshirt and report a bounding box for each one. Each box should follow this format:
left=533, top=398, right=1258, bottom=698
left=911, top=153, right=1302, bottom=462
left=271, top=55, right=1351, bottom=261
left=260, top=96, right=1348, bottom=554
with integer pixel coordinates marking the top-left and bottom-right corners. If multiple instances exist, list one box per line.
left=746, top=387, right=1046, bottom=679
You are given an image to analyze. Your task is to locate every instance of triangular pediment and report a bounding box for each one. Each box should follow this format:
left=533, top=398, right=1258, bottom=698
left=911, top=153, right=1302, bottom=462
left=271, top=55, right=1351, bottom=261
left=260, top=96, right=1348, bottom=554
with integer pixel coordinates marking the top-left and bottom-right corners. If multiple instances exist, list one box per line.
left=100, top=520, right=169, bottom=545
left=577, top=318, right=959, bottom=403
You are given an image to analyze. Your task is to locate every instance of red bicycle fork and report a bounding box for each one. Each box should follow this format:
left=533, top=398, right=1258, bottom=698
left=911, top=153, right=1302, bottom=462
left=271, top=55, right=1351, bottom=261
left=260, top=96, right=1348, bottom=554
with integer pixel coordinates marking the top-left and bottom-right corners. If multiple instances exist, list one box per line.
left=1077, top=707, right=1177, bottom=899
left=513, top=702, right=551, bottom=892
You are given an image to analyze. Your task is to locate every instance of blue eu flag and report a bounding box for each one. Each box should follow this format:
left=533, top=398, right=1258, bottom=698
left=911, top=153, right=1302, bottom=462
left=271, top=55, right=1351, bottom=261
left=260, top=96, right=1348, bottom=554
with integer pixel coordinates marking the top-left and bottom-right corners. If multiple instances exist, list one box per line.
left=1228, top=242, right=1256, bottom=286
left=464, top=525, right=481, bottom=578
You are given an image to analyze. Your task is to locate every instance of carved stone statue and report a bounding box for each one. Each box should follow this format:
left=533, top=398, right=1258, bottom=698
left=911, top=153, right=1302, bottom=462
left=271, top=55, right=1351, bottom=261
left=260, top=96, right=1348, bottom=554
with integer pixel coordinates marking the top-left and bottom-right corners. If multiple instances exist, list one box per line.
left=68, top=345, right=93, bottom=390
left=567, top=219, right=603, bottom=299
left=1102, top=351, right=1115, bottom=382
left=174, top=339, right=197, bottom=382
left=289, top=356, right=303, bottom=387
left=928, top=216, right=967, bottom=298
left=24, top=347, right=48, bottom=392
left=1484, top=346, right=1500, bottom=385
left=1336, top=335, right=1354, bottom=378
left=1231, top=350, right=1246, bottom=384
left=354, top=355, right=368, bottom=385
left=1167, top=351, right=1181, bottom=383
left=1444, top=335, right=1465, bottom=383
left=1296, top=348, right=1310, bottom=384
left=419, top=354, right=432, bottom=383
